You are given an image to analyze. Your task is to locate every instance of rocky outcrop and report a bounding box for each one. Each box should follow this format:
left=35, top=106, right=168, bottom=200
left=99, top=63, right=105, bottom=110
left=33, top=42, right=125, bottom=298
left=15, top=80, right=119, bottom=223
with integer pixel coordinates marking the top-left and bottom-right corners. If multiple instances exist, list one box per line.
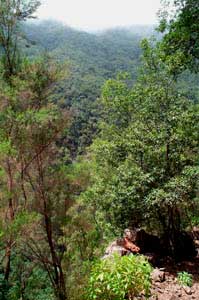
left=103, top=228, right=197, bottom=262
left=102, top=240, right=130, bottom=259
left=126, top=228, right=197, bottom=262
left=102, top=229, right=140, bottom=259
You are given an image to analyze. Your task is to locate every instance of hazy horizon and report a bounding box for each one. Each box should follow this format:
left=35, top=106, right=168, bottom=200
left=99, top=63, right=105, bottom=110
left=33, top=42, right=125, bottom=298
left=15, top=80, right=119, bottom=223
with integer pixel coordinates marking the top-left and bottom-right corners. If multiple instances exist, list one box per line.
left=37, top=0, right=161, bottom=32
left=29, top=18, right=156, bottom=34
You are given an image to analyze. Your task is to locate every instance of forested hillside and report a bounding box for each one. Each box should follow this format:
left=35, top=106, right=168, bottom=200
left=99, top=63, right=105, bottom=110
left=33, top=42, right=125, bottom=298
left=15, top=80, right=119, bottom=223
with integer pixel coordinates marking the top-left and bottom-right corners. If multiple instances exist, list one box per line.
left=0, top=1, right=198, bottom=300
left=22, top=21, right=155, bottom=155
left=22, top=20, right=199, bottom=156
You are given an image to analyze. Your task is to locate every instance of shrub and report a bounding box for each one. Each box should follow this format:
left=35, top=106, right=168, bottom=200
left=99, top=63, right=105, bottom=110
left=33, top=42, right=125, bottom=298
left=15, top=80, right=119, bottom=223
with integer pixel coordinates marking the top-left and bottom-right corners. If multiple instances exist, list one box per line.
left=86, top=254, right=152, bottom=300
left=177, top=271, right=193, bottom=287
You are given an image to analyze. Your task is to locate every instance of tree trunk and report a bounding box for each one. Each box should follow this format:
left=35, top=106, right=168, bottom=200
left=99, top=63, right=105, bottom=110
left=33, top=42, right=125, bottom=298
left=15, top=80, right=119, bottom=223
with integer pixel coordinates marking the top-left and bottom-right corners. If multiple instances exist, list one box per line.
left=4, top=160, right=15, bottom=281
left=36, top=154, right=67, bottom=300
left=4, top=243, right=11, bottom=281
left=44, top=203, right=67, bottom=300
left=163, top=206, right=181, bottom=258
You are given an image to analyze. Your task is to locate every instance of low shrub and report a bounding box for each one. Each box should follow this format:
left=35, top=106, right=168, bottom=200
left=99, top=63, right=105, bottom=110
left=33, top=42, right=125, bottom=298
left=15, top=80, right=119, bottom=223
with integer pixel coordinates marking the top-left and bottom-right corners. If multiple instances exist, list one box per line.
left=86, top=254, right=152, bottom=300
left=177, top=271, right=193, bottom=287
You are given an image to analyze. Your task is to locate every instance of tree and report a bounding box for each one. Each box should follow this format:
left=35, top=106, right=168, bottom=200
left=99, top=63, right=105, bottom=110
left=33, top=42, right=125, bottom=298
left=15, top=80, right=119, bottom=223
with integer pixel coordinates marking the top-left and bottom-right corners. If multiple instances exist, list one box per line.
left=0, top=0, right=40, bottom=79
left=0, top=2, right=73, bottom=299
left=82, top=40, right=199, bottom=258
left=0, top=1, right=41, bottom=282
left=159, top=0, right=199, bottom=72
left=0, top=57, right=71, bottom=300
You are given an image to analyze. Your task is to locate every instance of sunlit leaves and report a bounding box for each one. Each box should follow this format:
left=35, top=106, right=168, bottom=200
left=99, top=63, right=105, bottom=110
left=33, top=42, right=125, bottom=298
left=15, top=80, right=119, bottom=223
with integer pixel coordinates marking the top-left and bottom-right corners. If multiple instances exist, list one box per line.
left=83, top=40, right=199, bottom=236
left=86, top=254, right=152, bottom=300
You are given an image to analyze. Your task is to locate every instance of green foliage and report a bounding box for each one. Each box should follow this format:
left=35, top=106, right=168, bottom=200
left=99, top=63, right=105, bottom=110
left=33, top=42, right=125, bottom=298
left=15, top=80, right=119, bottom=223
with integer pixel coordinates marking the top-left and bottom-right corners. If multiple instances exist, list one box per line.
left=0, top=273, right=9, bottom=300
left=0, top=25, right=70, bottom=298
left=82, top=40, right=199, bottom=252
left=86, top=254, right=152, bottom=300
left=0, top=0, right=199, bottom=298
left=5, top=259, right=54, bottom=300
left=177, top=271, right=193, bottom=287
left=3, top=211, right=40, bottom=239
left=159, top=0, right=199, bottom=72
left=21, top=20, right=199, bottom=157
left=22, top=21, right=155, bottom=155
left=0, top=0, right=41, bottom=79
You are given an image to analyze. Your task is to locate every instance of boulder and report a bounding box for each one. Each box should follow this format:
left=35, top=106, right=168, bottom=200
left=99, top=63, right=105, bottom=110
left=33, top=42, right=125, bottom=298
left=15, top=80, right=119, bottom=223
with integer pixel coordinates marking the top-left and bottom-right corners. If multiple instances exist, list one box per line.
left=102, top=230, right=140, bottom=259
left=151, top=268, right=166, bottom=283
left=102, top=240, right=130, bottom=259
left=122, top=237, right=140, bottom=253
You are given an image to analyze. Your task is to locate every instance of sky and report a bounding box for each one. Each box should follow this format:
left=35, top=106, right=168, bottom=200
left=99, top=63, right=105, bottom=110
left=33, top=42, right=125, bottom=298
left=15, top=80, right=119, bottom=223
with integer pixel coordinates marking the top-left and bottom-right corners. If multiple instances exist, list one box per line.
left=37, top=0, right=162, bottom=31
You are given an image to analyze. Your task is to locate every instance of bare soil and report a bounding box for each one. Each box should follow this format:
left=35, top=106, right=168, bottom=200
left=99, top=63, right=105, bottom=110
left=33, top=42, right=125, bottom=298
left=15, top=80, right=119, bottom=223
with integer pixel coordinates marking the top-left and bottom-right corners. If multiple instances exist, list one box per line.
left=149, top=258, right=199, bottom=300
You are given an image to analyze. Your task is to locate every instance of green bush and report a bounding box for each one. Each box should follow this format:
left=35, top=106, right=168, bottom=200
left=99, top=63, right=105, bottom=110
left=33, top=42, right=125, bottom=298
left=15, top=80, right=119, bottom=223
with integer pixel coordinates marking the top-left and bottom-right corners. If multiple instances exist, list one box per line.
left=177, top=272, right=193, bottom=287
left=86, top=254, right=152, bottom=300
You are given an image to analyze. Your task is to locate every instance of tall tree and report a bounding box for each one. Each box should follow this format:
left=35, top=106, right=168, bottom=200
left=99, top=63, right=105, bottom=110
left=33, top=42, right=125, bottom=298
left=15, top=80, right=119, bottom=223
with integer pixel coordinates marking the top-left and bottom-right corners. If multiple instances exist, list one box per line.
left=0, top=0, right=40, bottom=287
left=0, top=2, right=72, bottom=299
left=0, top=0, right=40, bottom=79
left=0, top=57, right=71, bottom=300
left=82, top=40, right=199, bottom=258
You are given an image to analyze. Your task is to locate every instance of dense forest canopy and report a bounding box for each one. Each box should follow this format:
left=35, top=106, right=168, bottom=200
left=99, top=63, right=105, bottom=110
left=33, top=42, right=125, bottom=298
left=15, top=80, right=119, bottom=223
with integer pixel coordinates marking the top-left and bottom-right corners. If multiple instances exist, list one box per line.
left=21, top=21, right=156, bottom=156
left=21, top=20, right=199, bottom=155
left=0, top=1, right=198, bottom=300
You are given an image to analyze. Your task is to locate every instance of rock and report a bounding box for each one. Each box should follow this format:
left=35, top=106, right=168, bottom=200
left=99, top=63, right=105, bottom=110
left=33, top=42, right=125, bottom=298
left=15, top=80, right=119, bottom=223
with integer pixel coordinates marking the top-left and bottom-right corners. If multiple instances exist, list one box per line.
left=169, top=295, right=178, bottom=300
left=102, top=241, right=130, bottom=259
left=159, top=268, right=165, bottom=271
left=191, top=227, right=199, bottom=240
left=124, top=228, right=137, bottom=242
left=122, top=237, right=140, bottom=253
left=194, top=240, right=199, bottom=247
left=191, top=287, right=195, bottom=294
left=183, top=286, right=192, bottom=295
left=151, top=268, right=166, bottom=282
left=154, top=282, right=161, bottom=288
left=150, top=296, right=158, bottom=300
left=102, top=230, right=141, bottom=259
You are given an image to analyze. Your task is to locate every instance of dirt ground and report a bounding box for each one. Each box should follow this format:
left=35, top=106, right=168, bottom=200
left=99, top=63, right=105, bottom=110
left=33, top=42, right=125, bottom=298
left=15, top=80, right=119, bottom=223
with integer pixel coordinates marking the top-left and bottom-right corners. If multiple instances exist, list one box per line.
left=149, top=258, right=199, bottom=300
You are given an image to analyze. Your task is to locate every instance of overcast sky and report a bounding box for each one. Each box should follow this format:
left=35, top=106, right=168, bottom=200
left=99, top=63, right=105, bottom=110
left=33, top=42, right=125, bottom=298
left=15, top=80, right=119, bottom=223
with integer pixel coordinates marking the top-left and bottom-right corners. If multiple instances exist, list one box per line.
left=37, top=0, right=162, bottom=31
